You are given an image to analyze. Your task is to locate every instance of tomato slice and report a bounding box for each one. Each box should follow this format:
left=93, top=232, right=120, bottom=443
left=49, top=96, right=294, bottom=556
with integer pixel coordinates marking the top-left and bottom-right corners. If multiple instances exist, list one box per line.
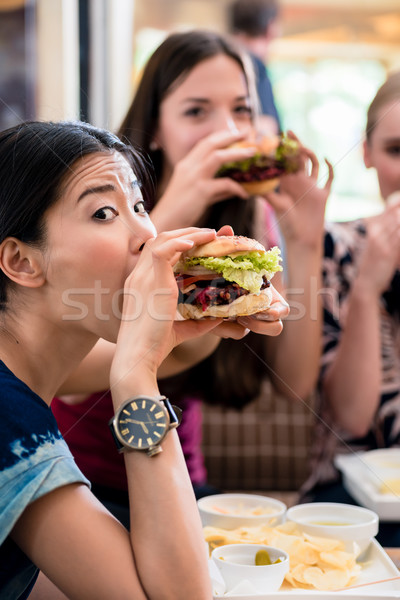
left=175, top=274, right=215, bottom=289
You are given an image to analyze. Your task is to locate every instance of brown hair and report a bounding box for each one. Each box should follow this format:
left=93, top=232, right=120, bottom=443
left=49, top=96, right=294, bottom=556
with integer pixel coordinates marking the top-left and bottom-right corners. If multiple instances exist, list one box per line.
left=118, top=29, right=258, bottom=202
left=118, top=30, right=266, bottom=408
left=366, top=71, right=400, bottom=142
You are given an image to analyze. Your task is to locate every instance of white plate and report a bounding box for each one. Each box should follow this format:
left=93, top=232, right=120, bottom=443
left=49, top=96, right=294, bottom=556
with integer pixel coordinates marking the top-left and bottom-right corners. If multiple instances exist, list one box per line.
left=211, top=538, right=400, bottom=598
left=335, top=453, right=400, bottom=521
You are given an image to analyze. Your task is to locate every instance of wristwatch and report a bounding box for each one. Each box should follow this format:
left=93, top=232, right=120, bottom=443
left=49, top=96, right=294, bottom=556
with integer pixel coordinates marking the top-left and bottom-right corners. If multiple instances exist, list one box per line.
left=109, top=395, right=182, bottom=457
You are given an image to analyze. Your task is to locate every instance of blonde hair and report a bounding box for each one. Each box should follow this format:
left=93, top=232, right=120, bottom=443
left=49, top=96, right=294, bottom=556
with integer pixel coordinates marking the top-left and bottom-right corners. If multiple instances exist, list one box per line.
left=366, top=71, right=400, bottom=142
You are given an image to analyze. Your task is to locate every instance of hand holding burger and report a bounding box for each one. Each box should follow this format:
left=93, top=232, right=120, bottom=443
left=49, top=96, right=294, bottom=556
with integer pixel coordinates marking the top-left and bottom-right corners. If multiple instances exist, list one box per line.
left=216, top=133, right=301, bottom=195
left=174, top=235, right=282, bottom=319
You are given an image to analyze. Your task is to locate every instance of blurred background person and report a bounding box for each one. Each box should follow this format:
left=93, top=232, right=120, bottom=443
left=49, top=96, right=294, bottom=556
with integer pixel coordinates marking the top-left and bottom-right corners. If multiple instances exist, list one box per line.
left=300, top=71, right=400, bottom=547
left=227, top=0, right=282, bottom=135
left=52, top=29, right=332, bottom=528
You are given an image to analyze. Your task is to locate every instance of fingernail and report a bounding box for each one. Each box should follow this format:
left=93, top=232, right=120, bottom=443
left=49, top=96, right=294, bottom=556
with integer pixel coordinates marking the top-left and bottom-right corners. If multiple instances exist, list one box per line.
left=253, top=312, right=277, bottom=321
left=237, top=317, right=251, bottom=325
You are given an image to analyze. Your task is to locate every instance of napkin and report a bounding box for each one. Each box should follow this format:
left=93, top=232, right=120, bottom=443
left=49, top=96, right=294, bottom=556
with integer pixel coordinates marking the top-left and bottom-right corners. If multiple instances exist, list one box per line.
left=208, top=560, right=267, bottom=597
left=209, top=559, right=226, bottom=596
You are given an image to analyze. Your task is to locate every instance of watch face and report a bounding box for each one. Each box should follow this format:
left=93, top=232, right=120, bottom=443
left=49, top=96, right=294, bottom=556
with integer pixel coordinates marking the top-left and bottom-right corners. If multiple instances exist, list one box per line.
left=116, top=398, right=169, bottom=450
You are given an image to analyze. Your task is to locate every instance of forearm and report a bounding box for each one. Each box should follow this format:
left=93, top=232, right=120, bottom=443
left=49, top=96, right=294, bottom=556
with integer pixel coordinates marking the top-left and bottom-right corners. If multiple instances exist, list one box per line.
left=110, top=373, right=212, bottom=600
left=267, top=244, right=323, bottom=400
left=58, top=334, right=220, bottom=395
left=158, top=334, right=220, bottom=378
left=322, top=279, right=381, bottom=436
left=125, top=432, right=212, bottom=599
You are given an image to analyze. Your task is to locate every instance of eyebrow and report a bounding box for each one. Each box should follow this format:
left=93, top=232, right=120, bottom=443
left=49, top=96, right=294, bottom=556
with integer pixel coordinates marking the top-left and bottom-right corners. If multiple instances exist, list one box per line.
left=77, top=180, right=140, bottom=203
left=182, top=95, right=249, bottom=104
left=77, top=184, right=116, bottom=203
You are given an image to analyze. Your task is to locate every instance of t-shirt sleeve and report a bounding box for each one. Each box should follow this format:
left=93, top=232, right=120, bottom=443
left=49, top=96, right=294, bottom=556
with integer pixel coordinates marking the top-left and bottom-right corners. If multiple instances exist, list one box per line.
left=0, top=437, right=90, bottom=544
left=0, top=368, right=90, bottom=546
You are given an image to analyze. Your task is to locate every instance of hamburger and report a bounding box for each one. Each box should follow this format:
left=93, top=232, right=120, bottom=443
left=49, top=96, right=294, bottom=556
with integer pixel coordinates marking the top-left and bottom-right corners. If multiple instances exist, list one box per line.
left=216, top=133, right=301, bottom=195
left=174, top=235, right=282, bottom=319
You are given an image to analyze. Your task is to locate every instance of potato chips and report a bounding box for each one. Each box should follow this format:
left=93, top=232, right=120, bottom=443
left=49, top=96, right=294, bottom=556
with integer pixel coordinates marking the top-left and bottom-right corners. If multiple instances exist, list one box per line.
left=204, top=521, right=362, bottom=591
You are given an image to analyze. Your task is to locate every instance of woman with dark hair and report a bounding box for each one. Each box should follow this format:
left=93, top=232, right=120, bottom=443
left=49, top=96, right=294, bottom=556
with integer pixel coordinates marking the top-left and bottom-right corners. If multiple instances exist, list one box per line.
left=52, top=29, right=332, bottom=525
left=0, top=119, right=233, bottom=599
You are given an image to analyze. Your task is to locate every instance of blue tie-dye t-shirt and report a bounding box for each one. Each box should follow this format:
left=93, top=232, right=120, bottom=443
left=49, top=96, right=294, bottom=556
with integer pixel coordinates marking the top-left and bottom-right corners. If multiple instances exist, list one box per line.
left=0, top=361, right=90, bottom=599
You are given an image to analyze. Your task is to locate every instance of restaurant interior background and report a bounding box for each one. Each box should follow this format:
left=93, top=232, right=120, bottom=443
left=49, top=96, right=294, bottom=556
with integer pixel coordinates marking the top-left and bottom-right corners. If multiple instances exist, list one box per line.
left=1, top=0, right=400, bottom=221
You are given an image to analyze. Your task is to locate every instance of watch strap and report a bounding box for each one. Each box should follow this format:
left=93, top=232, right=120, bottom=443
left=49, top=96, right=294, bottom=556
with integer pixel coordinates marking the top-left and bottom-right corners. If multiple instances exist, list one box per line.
left=162, top=396, right=182, bottom=429
left=109, top=419, right=124, bottom=452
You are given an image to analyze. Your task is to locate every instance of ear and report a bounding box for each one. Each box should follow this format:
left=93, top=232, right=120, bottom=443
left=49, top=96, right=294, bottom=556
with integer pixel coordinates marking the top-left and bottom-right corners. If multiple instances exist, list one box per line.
left=363, top=138, right=372, bottom=169
left=0, top=238, right=46, bottom=288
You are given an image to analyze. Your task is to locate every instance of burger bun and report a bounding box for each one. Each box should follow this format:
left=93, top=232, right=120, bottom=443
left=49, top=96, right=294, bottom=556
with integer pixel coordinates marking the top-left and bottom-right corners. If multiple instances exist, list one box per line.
left=181, top=235, right=266, bottom=260
left=240, top=177, right=279, bottom=195
left=177, top=286, right=272, bottom=320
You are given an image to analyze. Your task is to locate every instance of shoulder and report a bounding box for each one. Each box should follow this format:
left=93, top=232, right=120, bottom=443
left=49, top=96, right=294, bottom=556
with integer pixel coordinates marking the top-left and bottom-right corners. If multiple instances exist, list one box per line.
left=0, top=363, right=89, bottom=545
left=322, top=220, right=367, bottom=296
left=324, top=219, right=366, bottom=262
left=0, top=362, right=62, bottom=466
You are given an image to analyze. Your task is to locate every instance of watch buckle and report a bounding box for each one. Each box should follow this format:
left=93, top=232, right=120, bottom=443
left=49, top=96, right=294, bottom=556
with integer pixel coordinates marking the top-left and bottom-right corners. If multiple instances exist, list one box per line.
left=147, top=445, right=163, bottom=457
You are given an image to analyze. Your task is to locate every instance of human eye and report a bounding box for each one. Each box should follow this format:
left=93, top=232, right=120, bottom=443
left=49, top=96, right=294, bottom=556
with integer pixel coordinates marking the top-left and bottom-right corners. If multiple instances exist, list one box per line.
left=134, top=200, right=148, bottom=214
left=385, top=143, right=400, bottom=157
left=183, top=105, right=205, bottom=118
left=92, top=206, right=119, bottom=221
left=234, top=103, right=253, bottom=118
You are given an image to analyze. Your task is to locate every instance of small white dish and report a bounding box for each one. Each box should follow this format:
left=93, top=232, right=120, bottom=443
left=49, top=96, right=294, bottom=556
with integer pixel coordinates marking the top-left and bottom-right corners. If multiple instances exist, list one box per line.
left=212, top=543, right=289, bottom=595
left=198, top=493, right=286, bottom=530
left=210, top=538, right=400, bottom=598
left=362, top=449, right=400, bottom=495
left=335, top=452, right=400, bottom=521
left=286, top=502, right=379, bottom=556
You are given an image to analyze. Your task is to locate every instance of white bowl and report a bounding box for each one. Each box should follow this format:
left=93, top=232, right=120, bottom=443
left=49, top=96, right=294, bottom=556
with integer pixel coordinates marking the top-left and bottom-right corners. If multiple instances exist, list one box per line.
left=362, top=449, right=400, bottom=495
left=212, top=543, right=289, bottom=594
left=286, top=502, right=379, bottom=555
left=198, top=493, right=286, bottom=530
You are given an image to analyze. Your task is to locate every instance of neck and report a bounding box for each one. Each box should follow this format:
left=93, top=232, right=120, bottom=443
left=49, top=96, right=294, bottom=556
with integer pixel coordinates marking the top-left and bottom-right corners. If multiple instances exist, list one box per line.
left=0, top=313, right=97, bottom=405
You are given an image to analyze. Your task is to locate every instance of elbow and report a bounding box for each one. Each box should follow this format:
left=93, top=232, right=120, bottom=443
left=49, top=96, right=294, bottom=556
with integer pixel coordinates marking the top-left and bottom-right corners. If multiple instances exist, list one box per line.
left=332, top=410, right=372, bottom=439
left=271, top=380, right=315, bottom=402
left=271, top=371, right=317, bottom=402
left=342, top=420, right=371, bottom=439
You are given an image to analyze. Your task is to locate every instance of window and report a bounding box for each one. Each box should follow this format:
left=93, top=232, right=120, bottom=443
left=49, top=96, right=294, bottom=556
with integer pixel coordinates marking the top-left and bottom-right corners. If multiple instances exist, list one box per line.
left=270, top=59, right=386, bottom=221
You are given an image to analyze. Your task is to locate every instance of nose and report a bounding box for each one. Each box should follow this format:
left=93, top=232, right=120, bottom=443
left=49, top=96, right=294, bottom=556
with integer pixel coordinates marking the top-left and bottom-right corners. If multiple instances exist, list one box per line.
left=127, top=214, right=157, bottom=254
left=215, top=110, right=239, bottom=134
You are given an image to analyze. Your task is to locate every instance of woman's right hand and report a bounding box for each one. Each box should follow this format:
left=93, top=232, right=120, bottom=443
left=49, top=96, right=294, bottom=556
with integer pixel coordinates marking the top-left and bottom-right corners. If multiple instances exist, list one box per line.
left=109, top=227, right=223, bottom=403
left=150, top=130, right=256, bottom=231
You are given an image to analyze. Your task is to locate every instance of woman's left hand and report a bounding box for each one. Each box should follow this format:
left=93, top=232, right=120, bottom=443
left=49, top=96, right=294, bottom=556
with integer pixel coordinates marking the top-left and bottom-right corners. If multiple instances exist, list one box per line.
left=263, top=132, right=333, bottom=249
left=208, top=284, right=289, bottom=339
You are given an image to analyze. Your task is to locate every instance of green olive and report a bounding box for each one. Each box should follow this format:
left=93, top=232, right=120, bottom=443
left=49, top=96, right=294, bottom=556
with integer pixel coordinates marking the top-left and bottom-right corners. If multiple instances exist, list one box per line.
left=255, top=549, right=271, bottom=565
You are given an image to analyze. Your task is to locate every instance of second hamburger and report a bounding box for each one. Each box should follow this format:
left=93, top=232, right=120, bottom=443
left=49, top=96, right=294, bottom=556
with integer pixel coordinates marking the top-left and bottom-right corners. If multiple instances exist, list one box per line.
left=216, top=133, right=301, bottom=195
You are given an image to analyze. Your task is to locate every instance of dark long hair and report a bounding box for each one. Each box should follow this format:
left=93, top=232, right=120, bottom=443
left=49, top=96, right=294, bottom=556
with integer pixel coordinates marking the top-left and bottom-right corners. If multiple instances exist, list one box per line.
left=0, top=120, right=152, bottom=309
left=118, top=29, right=258, bottom=203
left=118, top=31, right=267, bottom=408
